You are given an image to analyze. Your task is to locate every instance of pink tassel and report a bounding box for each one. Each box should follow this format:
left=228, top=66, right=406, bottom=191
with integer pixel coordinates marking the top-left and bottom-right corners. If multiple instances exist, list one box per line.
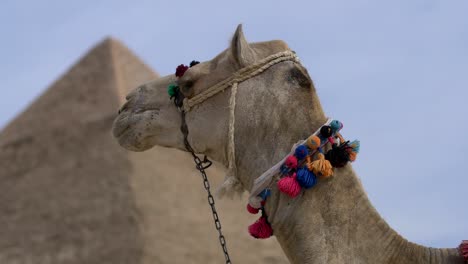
left=460, top=240, right=468, bottom=261
left=248, top=216, right=273, bottom=239
left=246, top=203, right=260, bottom=214
left=277, top=173, right=301, bottom=198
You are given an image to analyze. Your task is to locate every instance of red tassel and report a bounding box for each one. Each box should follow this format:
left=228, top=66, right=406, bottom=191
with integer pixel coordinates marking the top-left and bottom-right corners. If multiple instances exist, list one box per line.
left=246, top=203, right=260, bottom=214
left=277, top=173, right=301, bottom=198
left=460, top=240, right=468, bottom=261
left=248, top=216, right=273, bottom=239
left=284, top=155, right=298, bottom=169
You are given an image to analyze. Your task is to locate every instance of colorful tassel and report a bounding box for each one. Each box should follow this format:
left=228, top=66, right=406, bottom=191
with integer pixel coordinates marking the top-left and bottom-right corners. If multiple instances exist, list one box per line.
left=330, top=120, right=343, bottom=132
left=189, top=60, right=200, bottom=67
left=460, top=240, right=468, bottom=261
left=175, top=64, right=189, bottom=77
left=308, top=153, right=333, bottom=178
left=167, top=84, right=178, bottom=97
left=277, top=173, right=301, bottom=198
left=294, top=145, right=309, bottom=160
left=348, top=140, right=360, bottom=153
left=325, top=142, right=350, bottom=168
left=347, top=140, right=360, bottom=161
left=280, top=164, right=290, bottom=175
left=259, top=189, right=271, bottom=200
left=284, top=155, right=298, bottom=169
left=246, top=203, right=260, bottom=214
left=320, top=125, right=333, bottom=138
left=306, top=135, right=321, bottom=150
left=248, top=216, right=273, bottom=239
left=296, top=168, right=317, bottom=189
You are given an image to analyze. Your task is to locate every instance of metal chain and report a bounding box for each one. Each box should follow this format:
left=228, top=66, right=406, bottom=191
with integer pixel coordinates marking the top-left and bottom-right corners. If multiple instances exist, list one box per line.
left=176, top=102, right=232, bottom=263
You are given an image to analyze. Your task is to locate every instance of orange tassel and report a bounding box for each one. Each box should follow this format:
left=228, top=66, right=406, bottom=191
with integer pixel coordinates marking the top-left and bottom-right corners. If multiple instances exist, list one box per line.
left=310, top=153, right=333, bottom=178
left=348, top=151, right=357, bottom=162
left=306, top=135, right=321, bottom=150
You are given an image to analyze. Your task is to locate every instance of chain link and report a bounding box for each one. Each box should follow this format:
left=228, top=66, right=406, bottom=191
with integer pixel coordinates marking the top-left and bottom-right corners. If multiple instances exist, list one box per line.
left=177, top=108, right=232, bottom=264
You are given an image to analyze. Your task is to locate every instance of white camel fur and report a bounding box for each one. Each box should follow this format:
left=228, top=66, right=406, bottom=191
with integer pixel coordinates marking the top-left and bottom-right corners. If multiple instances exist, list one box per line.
left=112, top=25, right=465, bottom=263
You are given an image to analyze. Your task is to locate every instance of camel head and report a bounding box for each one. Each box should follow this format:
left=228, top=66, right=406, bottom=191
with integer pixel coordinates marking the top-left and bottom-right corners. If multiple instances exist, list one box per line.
left=113, top=24, right=325, bottom=188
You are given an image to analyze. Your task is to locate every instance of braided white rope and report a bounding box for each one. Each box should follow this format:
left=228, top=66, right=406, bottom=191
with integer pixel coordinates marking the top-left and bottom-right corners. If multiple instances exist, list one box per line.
left=183, top=51, right=299, bottom=112
left=217, top=82, right=244, bottom=197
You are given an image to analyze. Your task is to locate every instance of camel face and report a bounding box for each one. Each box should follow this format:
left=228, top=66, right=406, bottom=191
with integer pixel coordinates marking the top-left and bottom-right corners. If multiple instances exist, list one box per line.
left=113, top=25, right=286, bottom=154
left=112, top=75, right=184, bottom=151
left=112, top=49, right=239, bottom=152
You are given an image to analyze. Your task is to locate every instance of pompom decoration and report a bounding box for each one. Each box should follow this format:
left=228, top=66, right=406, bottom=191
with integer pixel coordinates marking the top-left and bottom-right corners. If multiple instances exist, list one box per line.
left=248, top=216, right=273, bottom=239
left=306, top=135, right=321, bottom=150
left=296, top=168, right=317, bottom=189
left=284, top=155, right=298, bottom=169
left=175, top=64, right=189, bottom=77
left=325, top=142, right=351, bottom=168
left=459, top=240, right=468, bottom=261
left=246, top=203, right=260, bottom=214
left=308, top=153, right=333, bottom=178
left=330, top=120, right=343, bottom=132
left=294, top=145, right=309, bottom=160
left=167, top=84, right=178, bottom=97
left=189, top=60, right=200, bottom=67
left=320, top=125, right=333, bottom=138
left=277, top=173, right=301, bottom=198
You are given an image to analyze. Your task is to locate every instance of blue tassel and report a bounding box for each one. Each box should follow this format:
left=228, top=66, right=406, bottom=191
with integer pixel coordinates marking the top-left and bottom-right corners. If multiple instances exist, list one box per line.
left=280, top=165, right=290, bottom=175
left=259, top=189, right=271, bottom=200
left=294, top=145, right=309, bottom=160
left=296, top=168, right=317, bottom=189
left=330, top=120, right=343, bottom=133
left=349, top=140, right=360, bottom=153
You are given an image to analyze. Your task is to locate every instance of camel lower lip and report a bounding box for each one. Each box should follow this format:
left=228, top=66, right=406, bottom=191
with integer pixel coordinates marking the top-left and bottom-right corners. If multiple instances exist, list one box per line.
left=114, top=124, right=131, bottom=138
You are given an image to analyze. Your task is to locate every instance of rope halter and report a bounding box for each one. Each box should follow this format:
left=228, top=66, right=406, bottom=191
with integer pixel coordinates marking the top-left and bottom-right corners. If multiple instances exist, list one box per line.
left=181, top=51, right=300, bottom=197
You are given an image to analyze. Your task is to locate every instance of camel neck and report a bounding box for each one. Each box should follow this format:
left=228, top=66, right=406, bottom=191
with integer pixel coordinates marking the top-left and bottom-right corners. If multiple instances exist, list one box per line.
left=264, top=164, right=462, bottom=264
left=226, top=62, right=462, bottom=263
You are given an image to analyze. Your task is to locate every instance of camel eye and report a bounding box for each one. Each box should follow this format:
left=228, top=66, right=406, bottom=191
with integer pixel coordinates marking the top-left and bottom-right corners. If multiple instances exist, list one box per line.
left=184, top=80, right=194, bottom=89
left=179, top=79, right=195, bottom=96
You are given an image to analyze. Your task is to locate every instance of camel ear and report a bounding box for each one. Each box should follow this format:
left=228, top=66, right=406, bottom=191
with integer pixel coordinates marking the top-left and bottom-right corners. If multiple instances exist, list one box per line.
left=231, top=24, right=256, bottom=66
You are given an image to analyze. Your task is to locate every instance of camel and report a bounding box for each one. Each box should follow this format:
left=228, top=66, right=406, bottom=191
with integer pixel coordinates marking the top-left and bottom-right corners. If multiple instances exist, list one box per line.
left=112, top=25, right=466, bottom=263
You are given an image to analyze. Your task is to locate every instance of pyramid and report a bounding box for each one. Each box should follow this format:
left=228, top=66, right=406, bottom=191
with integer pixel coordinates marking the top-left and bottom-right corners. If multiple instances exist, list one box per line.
left=0, top=38, right=287, bottom=264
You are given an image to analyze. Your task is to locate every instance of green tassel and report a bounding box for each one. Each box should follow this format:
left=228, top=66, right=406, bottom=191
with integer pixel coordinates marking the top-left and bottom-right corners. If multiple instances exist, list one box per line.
left=167, top=84, right=178, bottom=97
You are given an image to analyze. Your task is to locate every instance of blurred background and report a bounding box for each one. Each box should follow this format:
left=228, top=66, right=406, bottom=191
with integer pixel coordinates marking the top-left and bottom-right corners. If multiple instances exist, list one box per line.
left=0, top=0, right=467, bottom=263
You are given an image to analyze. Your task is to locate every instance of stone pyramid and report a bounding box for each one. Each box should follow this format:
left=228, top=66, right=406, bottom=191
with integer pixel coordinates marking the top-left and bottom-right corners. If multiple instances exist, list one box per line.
left=0, top=38, right=287, bottom=264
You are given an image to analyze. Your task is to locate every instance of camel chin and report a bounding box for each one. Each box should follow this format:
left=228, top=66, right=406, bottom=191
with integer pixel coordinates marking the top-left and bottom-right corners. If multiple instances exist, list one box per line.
left=112, top=110, right=161, bottom=152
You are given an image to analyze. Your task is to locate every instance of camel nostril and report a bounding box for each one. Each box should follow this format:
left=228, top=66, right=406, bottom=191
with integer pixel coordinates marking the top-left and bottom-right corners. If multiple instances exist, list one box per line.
left=118, top=100, right=131, bottom=115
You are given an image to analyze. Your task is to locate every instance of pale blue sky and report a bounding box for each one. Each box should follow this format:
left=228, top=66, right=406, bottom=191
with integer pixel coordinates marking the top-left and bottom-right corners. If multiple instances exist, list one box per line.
left=1, top=0, right=467, bottom=248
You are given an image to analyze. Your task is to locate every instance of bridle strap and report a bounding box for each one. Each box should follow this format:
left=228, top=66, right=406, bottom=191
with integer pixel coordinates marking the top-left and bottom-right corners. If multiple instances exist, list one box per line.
left=183, top=51, right=299, bottom=112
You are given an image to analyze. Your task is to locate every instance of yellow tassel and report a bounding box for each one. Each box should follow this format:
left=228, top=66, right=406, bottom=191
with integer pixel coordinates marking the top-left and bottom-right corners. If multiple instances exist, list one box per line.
left=306, top=155, right=313, bottom=171
left=310, top=153, right=333, bottom=178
